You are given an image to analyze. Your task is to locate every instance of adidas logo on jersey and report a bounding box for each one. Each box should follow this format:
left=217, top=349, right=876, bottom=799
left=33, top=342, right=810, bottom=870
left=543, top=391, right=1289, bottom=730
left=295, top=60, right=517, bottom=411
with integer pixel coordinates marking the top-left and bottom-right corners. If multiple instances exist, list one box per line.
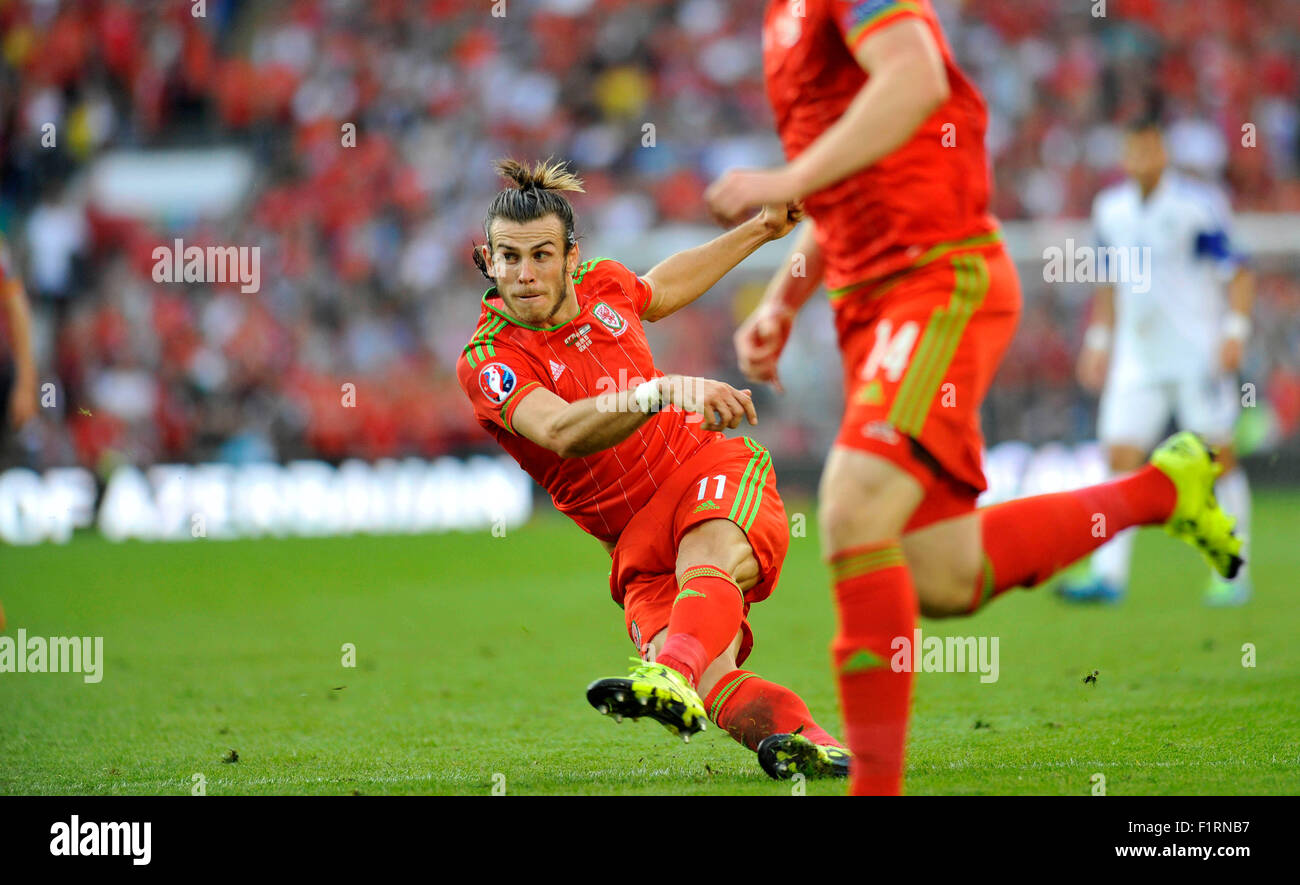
left=693, top=499, right=720, bottom=513
left=549, top=360, right=566, bottom=381
left=856, top=380, right=883, bottom=405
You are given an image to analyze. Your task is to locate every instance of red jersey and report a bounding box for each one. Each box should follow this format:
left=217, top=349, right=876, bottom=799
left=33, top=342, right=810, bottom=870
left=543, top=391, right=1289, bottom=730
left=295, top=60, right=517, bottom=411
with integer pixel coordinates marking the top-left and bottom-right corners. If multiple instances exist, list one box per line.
left=456, top=258, right=721, bottom=544
left=762, top=0, right=999, bottom=294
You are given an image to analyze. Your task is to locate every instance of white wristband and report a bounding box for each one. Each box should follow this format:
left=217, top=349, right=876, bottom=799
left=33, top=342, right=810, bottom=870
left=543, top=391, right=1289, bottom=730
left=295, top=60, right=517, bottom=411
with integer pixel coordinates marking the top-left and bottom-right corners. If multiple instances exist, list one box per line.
left=1084, top=325, right=1111, bottom=351
left=633, top=379, right=662, bottom=414
left=1223, top=312, right=1251, bottom=341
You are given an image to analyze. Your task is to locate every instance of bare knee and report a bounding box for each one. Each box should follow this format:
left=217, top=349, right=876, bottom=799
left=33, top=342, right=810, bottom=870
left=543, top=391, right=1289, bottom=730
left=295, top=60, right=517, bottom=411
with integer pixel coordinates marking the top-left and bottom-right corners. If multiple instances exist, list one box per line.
left=903, top=515, right=982, bottom=618
left=916, top=580, right=975, bottom=618
left=676, top=518, right=760, bottom=592
left=819, top=447, right=924, bottom=553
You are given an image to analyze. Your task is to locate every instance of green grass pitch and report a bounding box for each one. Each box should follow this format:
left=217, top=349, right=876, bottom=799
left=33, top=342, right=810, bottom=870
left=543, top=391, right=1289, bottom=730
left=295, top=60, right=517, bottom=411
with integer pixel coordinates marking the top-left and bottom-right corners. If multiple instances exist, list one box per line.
left=2, top=491, right=1298, bottom=796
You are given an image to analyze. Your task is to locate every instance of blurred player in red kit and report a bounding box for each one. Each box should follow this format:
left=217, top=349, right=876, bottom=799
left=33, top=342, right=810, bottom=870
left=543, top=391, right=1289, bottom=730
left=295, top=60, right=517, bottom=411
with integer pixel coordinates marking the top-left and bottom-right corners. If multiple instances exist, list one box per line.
left=457, top=159, right=848, bottom=779
left=0, top=233, right=37, bottom=437
left=706, top=0, right=1243, bottom=794
left=0, top=231, right=39, bottom=633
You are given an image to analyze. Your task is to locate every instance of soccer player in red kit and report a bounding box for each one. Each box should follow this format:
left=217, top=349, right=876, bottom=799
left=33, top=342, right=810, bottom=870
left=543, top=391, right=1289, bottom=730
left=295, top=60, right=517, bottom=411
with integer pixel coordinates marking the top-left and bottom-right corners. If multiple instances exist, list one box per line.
left=706, top=0, right=1243, bottom=794
left=0, top=233, right=37, bottom=438
left=0, top=231, right=38, bottom=633
left=457, top=159, right=849, bottom=779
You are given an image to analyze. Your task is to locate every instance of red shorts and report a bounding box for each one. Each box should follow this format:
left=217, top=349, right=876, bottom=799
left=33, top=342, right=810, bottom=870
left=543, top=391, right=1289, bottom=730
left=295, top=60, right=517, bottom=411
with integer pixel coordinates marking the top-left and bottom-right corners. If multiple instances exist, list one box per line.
left=832, top=240, right=1021, bottom=532
left=609, top=436, right=789, bottom=666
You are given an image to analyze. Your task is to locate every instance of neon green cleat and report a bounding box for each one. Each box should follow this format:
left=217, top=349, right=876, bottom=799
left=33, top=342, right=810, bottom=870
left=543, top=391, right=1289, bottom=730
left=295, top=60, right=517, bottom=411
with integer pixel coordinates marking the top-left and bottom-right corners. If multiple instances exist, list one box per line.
left=757, top=731, right=851, bottom=780
left=1149, top=431, right=1244, bottom=580
left=586, top=658, right=708, bottom=742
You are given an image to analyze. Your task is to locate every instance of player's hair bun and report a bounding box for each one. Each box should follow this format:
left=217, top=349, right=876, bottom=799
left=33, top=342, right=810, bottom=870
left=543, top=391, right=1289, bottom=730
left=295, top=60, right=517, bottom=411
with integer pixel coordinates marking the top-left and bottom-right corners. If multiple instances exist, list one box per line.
left=496, top=158, right=586, bottom=194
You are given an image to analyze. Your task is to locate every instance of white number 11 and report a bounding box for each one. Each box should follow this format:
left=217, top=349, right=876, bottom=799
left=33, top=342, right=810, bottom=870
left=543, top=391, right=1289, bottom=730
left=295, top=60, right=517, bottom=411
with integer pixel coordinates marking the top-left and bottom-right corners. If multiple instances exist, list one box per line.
left=697, top=474, right=727, bottom=500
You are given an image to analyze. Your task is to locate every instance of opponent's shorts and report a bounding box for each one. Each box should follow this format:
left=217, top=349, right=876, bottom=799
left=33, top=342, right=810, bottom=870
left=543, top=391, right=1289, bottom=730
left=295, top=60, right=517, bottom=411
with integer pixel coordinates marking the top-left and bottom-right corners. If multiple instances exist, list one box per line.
left=1098, top=372, right=1238, bottom=449
left=609, top=436, right=789, bottom=666
left=832, top=239, right=1022, bottom=532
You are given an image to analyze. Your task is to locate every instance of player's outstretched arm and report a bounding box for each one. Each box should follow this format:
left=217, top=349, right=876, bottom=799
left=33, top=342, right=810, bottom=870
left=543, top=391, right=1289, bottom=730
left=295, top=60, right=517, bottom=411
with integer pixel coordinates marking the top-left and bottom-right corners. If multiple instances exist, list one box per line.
left=705, top=18, right=949, bottom=222
left=1220, top=267, right=1255, bottom=373
left=511, top=385, right=654, bottom=458
left=785, top=19, right=950, bottom=199
left=1077, top=283, right=1115, bottom=393
left=511, top=376, right=757, bottom=458
left=639, top=203, right=802, bottom=323
left=734, top=221, right=824, bottom=392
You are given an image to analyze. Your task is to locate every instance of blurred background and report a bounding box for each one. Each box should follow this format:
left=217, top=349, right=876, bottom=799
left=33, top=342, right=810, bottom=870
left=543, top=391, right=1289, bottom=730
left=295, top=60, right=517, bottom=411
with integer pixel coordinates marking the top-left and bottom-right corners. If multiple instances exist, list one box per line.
left=1, top=0, right=1298, bottom=542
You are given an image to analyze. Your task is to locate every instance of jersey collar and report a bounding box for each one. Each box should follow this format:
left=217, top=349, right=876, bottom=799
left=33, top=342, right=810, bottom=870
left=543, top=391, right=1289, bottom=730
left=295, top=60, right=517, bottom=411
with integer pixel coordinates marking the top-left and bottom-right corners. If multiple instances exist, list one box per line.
left=481, top=287, right=574, bottom=332
left=1136, top=168, right=1176, bottom=206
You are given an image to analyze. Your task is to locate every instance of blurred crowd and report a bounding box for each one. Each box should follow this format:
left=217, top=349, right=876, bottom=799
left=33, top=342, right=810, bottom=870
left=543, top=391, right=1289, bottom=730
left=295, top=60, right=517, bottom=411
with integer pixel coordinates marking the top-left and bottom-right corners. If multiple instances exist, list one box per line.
left=1, top=0, right=1298, bottom=473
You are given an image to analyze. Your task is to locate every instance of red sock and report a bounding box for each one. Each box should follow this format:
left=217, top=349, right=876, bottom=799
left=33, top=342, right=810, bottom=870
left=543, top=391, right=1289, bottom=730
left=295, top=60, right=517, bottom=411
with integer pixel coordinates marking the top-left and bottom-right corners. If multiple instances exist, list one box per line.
left=829, top=540, right=916, bottom=796
left=702, top=670, right=842, bottom=752
left=655, top=565, right=744, bottom=688
left=970, top=465, right=1176, bottom=611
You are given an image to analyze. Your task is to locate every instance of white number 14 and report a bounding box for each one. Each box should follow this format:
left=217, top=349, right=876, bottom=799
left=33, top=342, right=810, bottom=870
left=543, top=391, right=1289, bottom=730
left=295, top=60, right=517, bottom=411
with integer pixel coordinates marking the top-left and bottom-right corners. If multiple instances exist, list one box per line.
left=860, top=319, right=920, bottom=383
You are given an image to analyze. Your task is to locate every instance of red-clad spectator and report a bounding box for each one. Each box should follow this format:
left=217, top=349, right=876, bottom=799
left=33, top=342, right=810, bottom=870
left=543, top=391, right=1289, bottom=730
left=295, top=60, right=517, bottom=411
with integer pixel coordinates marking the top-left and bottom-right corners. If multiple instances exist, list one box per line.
left=2, top=0, right=1297, bottom=474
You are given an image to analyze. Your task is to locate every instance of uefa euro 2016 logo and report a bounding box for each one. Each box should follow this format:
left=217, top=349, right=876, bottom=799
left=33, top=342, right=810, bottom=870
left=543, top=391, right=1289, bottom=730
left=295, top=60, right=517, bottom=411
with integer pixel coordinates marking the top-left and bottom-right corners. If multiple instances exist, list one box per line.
left=478, top=362, right=517, bottom=405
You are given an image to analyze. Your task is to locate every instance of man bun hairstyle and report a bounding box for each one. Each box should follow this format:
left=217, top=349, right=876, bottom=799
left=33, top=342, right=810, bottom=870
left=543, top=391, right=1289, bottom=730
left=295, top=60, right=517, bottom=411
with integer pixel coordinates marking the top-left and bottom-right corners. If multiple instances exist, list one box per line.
left=473, top=158, right=585, bottom=280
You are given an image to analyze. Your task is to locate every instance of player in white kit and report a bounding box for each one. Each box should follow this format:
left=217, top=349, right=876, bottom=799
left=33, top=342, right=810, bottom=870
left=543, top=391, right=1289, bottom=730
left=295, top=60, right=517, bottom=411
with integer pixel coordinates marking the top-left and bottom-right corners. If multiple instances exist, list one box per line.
left=1065, top=118, right=1255, bottom=606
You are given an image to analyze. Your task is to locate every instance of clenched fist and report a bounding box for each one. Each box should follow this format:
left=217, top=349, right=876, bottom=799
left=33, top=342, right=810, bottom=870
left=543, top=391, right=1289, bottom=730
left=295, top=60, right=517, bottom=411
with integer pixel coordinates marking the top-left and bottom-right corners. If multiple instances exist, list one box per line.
left=734, top=305, right=794, bottom=393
